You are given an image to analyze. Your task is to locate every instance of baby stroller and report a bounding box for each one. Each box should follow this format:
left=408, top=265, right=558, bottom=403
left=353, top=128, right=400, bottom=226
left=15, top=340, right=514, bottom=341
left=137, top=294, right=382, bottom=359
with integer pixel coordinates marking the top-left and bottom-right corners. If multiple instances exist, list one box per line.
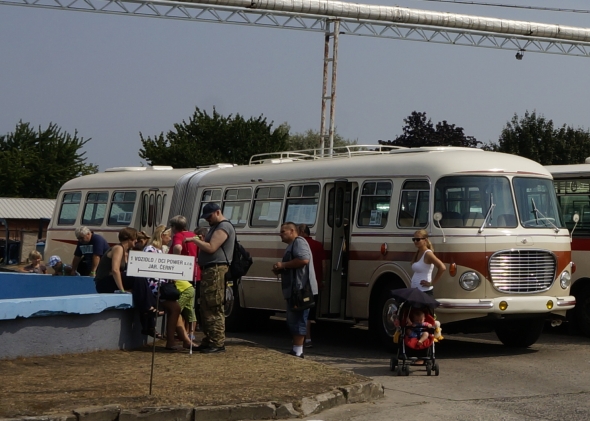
left=389, top=288, right=441, bottom=376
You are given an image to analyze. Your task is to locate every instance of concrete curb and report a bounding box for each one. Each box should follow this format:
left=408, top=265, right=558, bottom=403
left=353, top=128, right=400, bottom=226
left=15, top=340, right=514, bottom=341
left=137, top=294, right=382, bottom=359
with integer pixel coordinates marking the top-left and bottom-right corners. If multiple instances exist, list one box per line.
left=2, top=380, right=384, bottom=421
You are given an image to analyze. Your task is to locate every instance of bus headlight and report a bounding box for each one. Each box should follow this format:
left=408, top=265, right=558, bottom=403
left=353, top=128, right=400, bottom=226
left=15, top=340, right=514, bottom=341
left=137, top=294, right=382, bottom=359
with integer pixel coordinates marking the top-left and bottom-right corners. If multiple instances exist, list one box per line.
left=560, top=271, right=571, bottom=289
left=459, top=272, right=481, bottom=291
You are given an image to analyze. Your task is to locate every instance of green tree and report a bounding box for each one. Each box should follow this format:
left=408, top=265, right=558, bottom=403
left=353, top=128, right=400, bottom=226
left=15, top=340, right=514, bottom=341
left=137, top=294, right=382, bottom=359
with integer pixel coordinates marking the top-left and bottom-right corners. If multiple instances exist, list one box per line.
left=0, top=121, right=97, bottom=199
left=378, top=111, right=480, bottom=148
left=139, top=107, right=290, bottom=167
left=484, top=111, right=590, bottom=165
left=285, top=127, right=358, bottom=150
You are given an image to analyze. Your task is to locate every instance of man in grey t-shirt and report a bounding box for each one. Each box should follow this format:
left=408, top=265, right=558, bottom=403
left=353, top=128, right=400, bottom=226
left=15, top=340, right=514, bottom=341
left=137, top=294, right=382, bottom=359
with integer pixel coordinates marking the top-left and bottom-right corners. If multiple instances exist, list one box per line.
left=185, top=202, right=235, bottom=354
left=272, top=222, right=318, bottom=358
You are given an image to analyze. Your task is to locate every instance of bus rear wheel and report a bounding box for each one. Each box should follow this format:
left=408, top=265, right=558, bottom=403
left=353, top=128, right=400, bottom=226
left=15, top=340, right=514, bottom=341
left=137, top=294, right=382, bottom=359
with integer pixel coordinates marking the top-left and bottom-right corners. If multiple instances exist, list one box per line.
left=494, top=318, right=545, bottom=348
left=224, top=282, right=271, bottom=332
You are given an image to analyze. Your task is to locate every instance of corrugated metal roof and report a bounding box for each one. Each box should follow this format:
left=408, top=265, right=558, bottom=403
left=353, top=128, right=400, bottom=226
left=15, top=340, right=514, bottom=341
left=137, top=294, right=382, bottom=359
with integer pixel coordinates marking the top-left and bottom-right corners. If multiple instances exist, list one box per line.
left=0, top=198, right=55, bottom=220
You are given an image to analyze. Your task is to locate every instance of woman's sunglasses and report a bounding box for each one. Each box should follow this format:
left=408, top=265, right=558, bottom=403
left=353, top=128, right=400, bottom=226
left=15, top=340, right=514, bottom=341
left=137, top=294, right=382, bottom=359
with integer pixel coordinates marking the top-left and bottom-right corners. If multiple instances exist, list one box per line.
left=412, top=238, right=425, bottom=242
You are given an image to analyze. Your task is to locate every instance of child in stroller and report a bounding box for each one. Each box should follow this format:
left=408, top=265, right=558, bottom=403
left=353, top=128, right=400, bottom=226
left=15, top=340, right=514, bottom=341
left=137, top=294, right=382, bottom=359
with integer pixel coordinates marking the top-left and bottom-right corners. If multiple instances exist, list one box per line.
left=390, top=301, right=440, bottom=376
left=406, top=308, right=434, bottom=349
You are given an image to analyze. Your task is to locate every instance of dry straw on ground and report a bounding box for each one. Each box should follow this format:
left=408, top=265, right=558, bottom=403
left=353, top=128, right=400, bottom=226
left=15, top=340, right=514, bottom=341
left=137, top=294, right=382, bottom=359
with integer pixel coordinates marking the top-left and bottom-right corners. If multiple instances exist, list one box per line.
left=0, top=341, right=367, bottom=418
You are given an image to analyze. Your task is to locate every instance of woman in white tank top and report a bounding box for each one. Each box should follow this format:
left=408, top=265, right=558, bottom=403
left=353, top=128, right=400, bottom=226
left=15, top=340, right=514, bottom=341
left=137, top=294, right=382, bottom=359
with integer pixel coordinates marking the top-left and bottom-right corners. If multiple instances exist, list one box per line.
left=410, top=229, right=446, bottom=295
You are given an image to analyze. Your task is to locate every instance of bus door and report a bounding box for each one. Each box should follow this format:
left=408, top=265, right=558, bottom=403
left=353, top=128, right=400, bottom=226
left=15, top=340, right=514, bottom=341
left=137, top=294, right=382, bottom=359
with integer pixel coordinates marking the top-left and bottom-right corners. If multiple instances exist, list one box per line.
left=138, top=189, right=166, bottom=236
left=324, top=180, right=357, bottom=318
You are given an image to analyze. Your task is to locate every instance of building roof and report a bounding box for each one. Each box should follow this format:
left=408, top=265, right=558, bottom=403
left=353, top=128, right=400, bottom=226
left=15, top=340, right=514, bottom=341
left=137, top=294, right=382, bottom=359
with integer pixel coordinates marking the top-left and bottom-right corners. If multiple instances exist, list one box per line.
left=0, top=198, right=55, bottom=220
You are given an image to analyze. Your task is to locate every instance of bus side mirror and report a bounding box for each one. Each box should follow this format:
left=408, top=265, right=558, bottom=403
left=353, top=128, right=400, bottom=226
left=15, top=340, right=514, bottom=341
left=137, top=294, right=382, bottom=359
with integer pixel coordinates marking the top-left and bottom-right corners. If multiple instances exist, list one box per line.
left=433, top=212, right=446, bottom=243
left=433, top=212, right=443, bottom=223
left=571, top=212, right=580, bottom=242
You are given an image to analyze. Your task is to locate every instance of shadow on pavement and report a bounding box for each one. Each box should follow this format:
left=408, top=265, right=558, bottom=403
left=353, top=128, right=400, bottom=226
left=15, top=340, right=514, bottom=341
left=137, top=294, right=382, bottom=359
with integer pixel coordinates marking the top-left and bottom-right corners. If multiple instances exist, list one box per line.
left=228, top=316, right=590, bottom=366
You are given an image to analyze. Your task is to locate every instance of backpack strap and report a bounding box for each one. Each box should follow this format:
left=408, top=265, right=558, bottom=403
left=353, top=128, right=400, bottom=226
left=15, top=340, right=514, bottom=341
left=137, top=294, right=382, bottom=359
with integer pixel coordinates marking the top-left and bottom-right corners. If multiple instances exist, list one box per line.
left=216, top=220, right=235, bottom=265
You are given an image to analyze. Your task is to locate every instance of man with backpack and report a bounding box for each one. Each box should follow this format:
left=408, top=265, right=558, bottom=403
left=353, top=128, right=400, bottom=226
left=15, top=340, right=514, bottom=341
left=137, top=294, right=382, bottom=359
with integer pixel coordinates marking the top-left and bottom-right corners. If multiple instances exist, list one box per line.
left=185, top=202, right=235, bottom=354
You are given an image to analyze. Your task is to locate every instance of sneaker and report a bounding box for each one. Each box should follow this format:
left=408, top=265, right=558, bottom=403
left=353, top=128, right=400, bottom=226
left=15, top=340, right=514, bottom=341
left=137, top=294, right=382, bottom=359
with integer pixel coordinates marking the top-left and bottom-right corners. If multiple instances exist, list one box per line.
left=194, top=343, right=211, bottom=351
left=304, top=340, right=313, bottom=348
left=287, top=350, right=304, bottom=359
left=200, top=346, right=225, bottom=354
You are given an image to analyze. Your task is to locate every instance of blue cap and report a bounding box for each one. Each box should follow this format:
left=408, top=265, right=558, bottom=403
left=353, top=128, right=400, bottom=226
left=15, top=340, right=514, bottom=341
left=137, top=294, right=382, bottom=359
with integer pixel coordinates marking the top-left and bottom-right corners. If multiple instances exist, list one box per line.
left=200, top=202, right=221, bottom=219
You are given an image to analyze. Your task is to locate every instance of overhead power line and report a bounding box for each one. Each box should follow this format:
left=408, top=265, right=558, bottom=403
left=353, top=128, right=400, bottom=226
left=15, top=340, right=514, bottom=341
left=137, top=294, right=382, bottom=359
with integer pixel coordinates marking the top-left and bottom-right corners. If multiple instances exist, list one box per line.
left=418, top=0, right=590, bottom=14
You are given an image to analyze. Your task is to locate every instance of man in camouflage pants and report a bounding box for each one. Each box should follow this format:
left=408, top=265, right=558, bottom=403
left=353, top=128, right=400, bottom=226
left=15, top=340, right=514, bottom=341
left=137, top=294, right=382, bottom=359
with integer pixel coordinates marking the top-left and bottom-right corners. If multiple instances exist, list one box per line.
left=185, top=203, right=235, bottom=354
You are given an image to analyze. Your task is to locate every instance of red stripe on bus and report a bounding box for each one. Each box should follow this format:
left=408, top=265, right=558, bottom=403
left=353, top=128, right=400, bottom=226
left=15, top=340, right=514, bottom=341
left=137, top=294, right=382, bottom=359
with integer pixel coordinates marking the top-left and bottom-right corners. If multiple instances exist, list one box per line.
left=572, top=238, right=590, bottom=251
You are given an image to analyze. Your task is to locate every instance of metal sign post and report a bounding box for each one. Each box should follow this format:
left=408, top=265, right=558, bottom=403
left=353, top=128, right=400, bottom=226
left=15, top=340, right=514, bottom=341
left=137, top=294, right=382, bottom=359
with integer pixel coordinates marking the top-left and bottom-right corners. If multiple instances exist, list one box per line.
left=127, top=251, right=195, bottom=394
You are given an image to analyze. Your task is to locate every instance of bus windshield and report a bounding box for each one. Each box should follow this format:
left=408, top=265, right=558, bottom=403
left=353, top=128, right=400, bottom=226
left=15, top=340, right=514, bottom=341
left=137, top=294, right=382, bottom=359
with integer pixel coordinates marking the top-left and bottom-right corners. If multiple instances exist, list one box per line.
left=434, top=176, right=517, bottom=228
left=513, top=177, right=563, bottom=229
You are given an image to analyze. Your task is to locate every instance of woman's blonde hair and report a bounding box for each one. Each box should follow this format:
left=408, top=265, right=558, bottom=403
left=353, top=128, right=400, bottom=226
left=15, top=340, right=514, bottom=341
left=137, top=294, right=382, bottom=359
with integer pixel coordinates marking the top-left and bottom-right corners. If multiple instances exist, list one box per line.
left=411, top=229, right=434, bottom=263
left=149, top=225, right=168, bottom=250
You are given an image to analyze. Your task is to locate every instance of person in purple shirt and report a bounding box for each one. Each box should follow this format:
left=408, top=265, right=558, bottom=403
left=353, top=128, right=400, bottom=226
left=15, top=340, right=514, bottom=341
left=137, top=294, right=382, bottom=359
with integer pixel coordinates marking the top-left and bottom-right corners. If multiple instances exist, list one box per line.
left=71, top=226, right=110, bottom=277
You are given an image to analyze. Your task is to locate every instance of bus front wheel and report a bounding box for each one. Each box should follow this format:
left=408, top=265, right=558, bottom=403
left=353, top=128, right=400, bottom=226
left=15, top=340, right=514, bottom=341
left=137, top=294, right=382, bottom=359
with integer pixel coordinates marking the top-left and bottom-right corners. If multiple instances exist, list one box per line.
left=574, top=283, right=590, bottom=337
left=494, top=318, right=545, bottom=348
left=369, top=285, right=400, bottom=352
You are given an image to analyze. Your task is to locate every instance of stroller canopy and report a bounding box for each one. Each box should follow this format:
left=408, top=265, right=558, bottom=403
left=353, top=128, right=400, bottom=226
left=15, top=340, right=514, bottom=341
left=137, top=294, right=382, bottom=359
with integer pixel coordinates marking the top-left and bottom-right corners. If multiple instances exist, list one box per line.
left=391, top=287, right=440, bottom=309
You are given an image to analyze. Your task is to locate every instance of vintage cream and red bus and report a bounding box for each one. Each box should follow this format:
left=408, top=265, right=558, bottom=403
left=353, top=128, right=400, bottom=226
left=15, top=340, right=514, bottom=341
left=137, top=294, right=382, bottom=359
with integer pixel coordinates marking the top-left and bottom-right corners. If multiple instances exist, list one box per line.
left=546, top=161, right=590, bottom=336
left=45, top=147, right=575, bottom=348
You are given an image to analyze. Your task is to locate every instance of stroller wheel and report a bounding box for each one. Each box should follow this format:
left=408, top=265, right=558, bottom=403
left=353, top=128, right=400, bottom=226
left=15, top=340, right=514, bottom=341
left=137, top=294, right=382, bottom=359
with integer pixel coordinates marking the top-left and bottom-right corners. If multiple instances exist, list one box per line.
left=434, top=362, right=440, bottom=376
left=403, top=365, right=410, bottom=376
left=426, top=363, right=432, bottom=376
left=390, top=358, right=397, bottom=372
left=395, top=365, right=402, bottom=376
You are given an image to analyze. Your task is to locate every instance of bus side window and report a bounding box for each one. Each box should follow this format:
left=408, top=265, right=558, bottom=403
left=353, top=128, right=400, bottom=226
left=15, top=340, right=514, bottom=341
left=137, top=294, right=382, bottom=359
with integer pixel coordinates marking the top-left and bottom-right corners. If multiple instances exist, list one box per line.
left=57, top=192, right=81, bottom=225
left=251, top=186, right=285, bottom=228
left=198, top=189, right=222, bottom=227
left=358, top=181, right=391, bottom=228
left=398, top=180, right=429, bottom=228
left=223, top=187, right=252, bottom=228
left=108, top=191, right=137, bottom=225
left=284, top=184, right=320, bottom=227
left=82, top=192, right=108, bottom=226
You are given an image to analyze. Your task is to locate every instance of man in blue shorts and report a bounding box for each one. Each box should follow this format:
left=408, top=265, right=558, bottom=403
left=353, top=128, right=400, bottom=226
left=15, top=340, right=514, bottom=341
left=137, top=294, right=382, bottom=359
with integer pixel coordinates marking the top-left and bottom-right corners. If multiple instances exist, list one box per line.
left=272, top=222, right=318, bottom=359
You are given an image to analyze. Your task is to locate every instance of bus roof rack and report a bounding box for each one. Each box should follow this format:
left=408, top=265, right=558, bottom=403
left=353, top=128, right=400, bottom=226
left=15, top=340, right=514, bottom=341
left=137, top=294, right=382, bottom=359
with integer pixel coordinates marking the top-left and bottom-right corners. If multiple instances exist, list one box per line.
left=388, top=146, right=484, bottom=154
left=104, top=166, right=174, bottom=172
left=249, top=145, right=405, bottom=165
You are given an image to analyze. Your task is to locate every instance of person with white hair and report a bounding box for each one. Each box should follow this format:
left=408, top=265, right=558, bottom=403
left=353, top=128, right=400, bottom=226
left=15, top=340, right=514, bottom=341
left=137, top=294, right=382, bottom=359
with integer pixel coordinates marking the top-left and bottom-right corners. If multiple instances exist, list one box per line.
left=71, top=226, right=109, bottom=277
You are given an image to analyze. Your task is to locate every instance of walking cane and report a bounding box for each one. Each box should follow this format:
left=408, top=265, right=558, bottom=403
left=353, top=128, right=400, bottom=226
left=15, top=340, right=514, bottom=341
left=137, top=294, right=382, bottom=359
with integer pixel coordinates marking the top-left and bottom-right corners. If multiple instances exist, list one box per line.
left=189, top=278, right=198, bottom=356
left=149, top=281, right=162, bottom=395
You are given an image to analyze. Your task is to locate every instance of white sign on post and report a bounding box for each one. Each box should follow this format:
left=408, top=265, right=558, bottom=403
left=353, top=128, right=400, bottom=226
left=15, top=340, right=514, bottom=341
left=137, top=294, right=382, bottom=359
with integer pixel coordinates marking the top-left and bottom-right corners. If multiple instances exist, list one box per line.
left=127, top=251, right=195, bottom=281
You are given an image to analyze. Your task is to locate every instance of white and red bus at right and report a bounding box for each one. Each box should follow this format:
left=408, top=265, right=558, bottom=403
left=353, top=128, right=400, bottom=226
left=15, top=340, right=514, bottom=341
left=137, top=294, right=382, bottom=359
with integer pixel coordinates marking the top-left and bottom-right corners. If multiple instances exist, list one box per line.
left=547, top=161, right=590, bottom=336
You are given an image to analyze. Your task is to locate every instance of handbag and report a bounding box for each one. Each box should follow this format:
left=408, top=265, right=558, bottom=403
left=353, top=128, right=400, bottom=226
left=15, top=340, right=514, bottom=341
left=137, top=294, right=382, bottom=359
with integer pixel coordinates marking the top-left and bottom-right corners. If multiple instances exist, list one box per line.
left=287, top=237, right=316, bottom=312
left=289, top=280, right=315, bottom=311
left=159, top=282, right=180, bottom=301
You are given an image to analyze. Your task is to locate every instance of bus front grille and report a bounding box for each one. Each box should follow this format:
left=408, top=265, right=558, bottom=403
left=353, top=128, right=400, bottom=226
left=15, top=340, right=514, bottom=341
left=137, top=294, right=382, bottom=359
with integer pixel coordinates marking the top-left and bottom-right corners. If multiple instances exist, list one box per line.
left=489, top=250, right=556, bottom=293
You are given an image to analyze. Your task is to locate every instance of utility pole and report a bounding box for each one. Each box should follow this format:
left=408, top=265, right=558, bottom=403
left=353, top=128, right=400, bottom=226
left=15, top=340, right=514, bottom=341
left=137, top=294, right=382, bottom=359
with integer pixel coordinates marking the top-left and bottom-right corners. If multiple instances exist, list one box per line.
left=319, top=20, right=340, bottom=157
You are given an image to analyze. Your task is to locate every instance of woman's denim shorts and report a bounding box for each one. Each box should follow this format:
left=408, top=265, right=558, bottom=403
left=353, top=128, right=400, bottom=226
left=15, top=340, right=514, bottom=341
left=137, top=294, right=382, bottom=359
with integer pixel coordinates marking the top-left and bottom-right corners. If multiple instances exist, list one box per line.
left=286, top=307, right=310, bottom=336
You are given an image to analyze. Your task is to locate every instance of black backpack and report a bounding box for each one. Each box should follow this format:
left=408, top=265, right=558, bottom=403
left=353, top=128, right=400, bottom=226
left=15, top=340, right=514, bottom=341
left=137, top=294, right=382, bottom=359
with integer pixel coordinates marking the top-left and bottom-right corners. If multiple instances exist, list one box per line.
left=219, top=221, right=253, bottom=282
left=229, top=239, right=253, bottom=281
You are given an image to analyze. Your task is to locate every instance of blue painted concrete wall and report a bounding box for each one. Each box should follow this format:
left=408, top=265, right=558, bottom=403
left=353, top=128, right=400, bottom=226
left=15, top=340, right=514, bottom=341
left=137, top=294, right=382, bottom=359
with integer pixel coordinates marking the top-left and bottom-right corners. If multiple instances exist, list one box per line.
left=0, top=294, right=133, bottom=320
left=0, top=273, right=146, bottom=358
left=0, top=273, right=96, bottom=299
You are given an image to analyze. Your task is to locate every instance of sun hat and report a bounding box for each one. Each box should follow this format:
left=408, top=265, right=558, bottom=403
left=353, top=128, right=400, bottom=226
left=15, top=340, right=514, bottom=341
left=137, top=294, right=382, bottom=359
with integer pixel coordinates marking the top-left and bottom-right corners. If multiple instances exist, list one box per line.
left=48, top=255, right=62, bottom=268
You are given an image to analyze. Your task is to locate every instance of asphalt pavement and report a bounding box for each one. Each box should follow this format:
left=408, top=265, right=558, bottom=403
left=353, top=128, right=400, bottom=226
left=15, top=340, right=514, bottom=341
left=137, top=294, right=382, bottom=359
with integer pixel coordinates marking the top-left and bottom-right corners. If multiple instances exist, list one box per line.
left=230, top=317, right=590, bottom=421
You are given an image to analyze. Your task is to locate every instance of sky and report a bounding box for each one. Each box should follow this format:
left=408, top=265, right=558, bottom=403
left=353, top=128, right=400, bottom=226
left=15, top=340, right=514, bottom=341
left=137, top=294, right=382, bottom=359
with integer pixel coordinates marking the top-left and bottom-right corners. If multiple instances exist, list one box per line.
left=1, top=0, right=590, bottom=171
